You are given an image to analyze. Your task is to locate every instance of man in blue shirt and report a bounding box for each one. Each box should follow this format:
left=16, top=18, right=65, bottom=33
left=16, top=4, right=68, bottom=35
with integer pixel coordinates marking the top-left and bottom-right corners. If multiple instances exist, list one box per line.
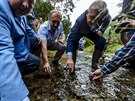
left=0, top=0, right=39, bottom=100
left=38, top=10, right=65, bottom=74
left=66, top=0, right=111, bottom=72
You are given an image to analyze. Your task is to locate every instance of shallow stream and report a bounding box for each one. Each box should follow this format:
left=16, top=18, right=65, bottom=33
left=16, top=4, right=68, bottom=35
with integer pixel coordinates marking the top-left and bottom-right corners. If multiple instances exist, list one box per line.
left=24, top=51, right=135, bottom=101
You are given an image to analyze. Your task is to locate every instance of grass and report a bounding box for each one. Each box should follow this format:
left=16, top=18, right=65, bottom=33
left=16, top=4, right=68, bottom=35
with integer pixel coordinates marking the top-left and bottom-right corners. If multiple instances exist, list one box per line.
left=84, top=43, right=123, bottom=54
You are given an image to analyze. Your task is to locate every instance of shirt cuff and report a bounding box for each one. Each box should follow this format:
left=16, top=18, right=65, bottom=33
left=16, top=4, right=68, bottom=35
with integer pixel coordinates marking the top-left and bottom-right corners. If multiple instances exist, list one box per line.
left=67, top=52, right=72, bottom=56
left=40, top=37, right=47, bottom=40
left=100, top=66, right=110, bottom=74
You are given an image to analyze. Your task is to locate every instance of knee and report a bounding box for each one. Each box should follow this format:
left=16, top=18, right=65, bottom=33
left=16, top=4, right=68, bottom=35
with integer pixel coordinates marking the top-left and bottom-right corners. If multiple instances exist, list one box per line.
left=100, top=37, right=106, bottom=44
left=29, top=56, right=40, bottom=74
left=95, top=37, right=106, bottom=50
left=34, top=56, right=40, bottom=68
left=98, top=37, right=106, bottom=46
left=60, top=45, right=66, bottom=51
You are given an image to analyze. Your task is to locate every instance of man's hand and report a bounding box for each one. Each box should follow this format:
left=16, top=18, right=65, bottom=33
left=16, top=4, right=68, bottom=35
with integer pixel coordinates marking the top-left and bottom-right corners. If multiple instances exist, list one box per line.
left=91, top=69, right=104, bottom=80
left=43, top=62, right=52, bottom=74
left=36, top=35, right=41, bottom=45
left=67, top=57, right=74, bottom=72
left=97, top=31, right=103, bottom=37
left=57, top=40, right=64, bottom=46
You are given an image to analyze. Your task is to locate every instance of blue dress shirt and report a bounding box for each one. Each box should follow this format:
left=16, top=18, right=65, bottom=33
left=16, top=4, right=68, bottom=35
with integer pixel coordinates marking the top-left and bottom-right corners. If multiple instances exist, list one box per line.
left=37, top=21, right=63, bottom=46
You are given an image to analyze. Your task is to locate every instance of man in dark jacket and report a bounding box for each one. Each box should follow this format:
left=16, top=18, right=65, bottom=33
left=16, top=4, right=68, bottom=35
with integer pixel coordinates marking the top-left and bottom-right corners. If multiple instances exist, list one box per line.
left=66, top=0, right=111, bottom=72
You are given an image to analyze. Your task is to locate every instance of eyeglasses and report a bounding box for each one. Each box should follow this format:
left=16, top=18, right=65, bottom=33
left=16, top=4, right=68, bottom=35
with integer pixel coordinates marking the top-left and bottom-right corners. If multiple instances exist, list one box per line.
left=52, top=20, right=60, bottom=25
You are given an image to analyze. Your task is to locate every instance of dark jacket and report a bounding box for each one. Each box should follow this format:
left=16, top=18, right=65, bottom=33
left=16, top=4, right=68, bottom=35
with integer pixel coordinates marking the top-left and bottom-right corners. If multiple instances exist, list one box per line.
left=66, top=10, right=111, bottom=53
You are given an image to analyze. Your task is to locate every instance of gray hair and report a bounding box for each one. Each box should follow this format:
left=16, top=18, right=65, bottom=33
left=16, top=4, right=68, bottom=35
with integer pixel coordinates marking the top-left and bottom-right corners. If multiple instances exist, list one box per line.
left=89, top=0, right=107, bottom=13
left=89, top=0, right=108, bottom=21
left=48, top=10, right=62, bottom=20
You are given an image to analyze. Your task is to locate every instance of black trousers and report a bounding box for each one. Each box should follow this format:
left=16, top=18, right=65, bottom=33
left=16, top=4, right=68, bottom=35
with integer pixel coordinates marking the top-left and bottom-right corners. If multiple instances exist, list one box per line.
left=47, top=41, right=66, bottom=63
left=18, top=36, right=41, bottom=75
left=72, top=35, right=106, bottom=64
left=18, top=53, right=40, bottom=75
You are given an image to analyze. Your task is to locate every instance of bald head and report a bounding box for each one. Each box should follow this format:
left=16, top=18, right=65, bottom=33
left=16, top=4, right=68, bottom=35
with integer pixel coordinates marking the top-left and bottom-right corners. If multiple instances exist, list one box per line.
left=48, top=10, right=62, bottom=21
left=48, top=10, right=62, bottom=31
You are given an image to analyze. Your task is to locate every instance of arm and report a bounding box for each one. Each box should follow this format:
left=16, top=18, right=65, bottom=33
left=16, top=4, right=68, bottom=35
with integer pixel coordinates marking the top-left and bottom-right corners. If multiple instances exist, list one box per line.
left=92, top=33, right=135, bottom=80
left=66, top=20, right=81, bottom=72
left=38, top=24, right=52, bottom=74
left=66, top=20, right=81, bottom=54
left=41, top=40, right=52, bottom=74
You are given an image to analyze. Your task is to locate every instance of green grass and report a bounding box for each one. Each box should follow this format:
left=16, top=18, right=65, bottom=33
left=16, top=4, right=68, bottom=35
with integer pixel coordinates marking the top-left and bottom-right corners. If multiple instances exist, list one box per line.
left=84, top=43, right=123, bottom=54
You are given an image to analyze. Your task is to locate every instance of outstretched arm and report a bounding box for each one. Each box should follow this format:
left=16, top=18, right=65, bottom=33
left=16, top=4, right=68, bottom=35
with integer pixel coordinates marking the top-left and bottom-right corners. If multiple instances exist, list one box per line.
left=92, top=33, right=135, bottom=80
left=41, top=40, right=52, bottom=74
left=66, top=20, right=81, bottom=72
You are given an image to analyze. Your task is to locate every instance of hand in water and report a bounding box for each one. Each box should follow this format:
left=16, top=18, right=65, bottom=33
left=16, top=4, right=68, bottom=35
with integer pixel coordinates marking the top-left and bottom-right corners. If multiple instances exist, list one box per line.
left=90, top=69, right=104, bottom=80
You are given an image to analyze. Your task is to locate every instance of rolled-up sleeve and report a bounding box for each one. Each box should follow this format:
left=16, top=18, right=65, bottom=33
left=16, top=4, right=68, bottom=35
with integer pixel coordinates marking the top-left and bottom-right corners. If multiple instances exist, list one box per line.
left=37, top=26, right=47, bottom=40
left=101, top=33, right=135, bottom=74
